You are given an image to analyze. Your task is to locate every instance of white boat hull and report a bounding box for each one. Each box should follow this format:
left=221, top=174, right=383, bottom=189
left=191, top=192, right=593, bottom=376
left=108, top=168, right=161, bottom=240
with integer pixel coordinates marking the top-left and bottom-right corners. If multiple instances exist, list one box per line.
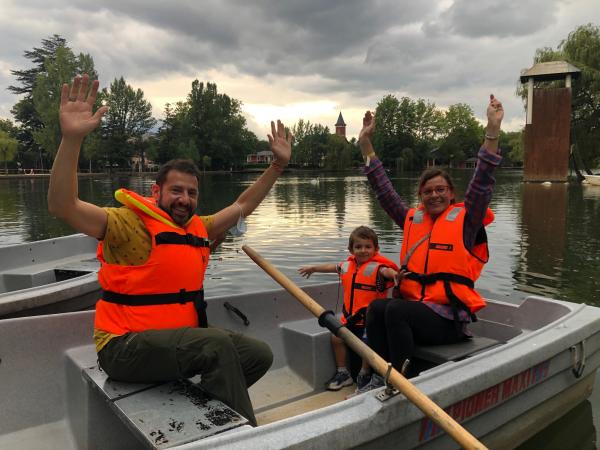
left=583, top=174, right=600, bottom=186
left=0, top=283, right=599, bottom=449
left=0, top=234, right=100, bottom=318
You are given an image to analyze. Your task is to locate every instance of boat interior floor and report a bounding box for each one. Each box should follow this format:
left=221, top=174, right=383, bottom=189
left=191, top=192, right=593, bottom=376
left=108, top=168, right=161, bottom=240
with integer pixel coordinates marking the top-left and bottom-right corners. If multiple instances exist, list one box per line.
left=67, top=316, right=519, bottom=448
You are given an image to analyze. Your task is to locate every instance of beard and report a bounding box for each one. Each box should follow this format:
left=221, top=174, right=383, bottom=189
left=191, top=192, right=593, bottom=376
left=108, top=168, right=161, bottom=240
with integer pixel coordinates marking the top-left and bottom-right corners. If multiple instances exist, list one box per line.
left=157, top=195, right=194, bottom=226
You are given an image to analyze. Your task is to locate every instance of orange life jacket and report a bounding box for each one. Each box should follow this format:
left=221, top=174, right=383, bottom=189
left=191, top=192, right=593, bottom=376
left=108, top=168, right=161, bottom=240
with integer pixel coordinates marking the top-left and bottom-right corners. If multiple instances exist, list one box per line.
left=399, top=203, right=494, bottom=318
left=339, top=253, right=398, bottom=326
left=95, top=189, right=210, bottom=335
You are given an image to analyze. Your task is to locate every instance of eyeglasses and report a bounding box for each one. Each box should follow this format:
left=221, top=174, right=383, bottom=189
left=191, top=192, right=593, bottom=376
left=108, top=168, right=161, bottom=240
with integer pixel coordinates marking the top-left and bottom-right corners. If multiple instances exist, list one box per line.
left=421, top=185, right=450, bottom=197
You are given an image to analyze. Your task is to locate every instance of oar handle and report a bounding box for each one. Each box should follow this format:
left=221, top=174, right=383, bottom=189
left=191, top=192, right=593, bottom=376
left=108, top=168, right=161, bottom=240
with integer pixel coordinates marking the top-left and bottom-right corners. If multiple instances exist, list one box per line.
left=242, top=245, right=488, bottom=450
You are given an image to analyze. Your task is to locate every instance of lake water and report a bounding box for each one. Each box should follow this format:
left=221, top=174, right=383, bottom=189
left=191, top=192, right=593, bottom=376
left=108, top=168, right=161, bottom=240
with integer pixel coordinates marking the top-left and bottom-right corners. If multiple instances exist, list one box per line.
left=1, top=170, right=599, bottom=448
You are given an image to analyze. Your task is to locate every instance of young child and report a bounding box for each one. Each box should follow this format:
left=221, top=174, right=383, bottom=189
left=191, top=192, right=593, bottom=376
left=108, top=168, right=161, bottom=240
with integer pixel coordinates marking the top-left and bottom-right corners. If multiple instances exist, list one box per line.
left=298, top=226, right=398, bottom=393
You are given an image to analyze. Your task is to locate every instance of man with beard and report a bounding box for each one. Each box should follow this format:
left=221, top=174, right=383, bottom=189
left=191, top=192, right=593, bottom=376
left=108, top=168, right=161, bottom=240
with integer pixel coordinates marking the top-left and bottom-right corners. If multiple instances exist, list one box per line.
left=48, top=74, right=293, bottom=427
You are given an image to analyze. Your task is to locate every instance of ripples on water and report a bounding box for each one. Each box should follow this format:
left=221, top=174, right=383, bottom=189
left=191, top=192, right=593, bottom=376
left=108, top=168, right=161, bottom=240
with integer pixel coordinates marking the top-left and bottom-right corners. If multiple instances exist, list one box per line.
left=1, top=170, right=600, bottom=307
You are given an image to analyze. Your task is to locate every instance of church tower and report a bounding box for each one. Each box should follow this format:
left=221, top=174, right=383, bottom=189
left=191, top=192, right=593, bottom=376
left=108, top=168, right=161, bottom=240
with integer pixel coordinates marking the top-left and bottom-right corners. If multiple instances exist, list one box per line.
left=335, top=112, right=346, bottom=137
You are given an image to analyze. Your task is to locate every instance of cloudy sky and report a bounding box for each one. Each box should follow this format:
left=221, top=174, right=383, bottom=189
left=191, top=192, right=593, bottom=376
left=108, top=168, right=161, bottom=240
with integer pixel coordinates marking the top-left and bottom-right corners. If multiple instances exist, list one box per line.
left=1, top=0, right=599, bottom=139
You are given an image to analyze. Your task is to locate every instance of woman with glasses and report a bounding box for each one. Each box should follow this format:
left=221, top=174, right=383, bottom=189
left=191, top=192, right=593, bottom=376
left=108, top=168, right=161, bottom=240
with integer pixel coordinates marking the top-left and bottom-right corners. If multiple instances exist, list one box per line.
left=355, top=95, right=504, bottom=390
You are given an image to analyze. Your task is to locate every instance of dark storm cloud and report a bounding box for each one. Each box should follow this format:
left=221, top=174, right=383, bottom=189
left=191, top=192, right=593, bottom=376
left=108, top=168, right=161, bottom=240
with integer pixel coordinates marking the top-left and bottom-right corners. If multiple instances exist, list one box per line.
left=1, top=0, right=597, bottom=131
left=0, top=0, right=531, bottom=95
left=423, top=0, right=560, bottom=38
left=57, top=0, right=440, bottom=80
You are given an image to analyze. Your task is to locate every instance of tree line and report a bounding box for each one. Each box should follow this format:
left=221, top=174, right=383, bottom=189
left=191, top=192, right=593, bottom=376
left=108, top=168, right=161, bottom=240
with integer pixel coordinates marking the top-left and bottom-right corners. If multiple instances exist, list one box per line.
left=3, top=35, right=262, bottom=173
left=1, top=25, right=599, bottom=174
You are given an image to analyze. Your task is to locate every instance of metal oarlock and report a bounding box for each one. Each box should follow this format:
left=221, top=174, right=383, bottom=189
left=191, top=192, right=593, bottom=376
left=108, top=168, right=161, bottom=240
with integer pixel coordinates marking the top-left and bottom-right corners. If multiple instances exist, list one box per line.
left=570, top=340, right=586, bottom=378
left=376, top=363, right=400, bottom=402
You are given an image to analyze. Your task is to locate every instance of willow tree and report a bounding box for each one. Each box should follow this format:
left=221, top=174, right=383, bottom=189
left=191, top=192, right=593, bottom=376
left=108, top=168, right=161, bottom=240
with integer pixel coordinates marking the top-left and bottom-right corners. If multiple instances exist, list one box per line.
left=0, top=131, right=18, bottom=174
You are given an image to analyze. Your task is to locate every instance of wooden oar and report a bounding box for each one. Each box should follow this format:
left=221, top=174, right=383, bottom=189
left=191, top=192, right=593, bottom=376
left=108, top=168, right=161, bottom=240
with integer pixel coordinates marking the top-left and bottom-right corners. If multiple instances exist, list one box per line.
left=242, top=245, right=488, bottom=450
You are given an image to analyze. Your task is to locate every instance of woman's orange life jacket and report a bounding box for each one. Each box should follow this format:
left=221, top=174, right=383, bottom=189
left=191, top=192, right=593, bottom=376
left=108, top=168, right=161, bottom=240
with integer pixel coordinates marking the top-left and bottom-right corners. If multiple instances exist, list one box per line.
left=338, top=253, right=398, bottom=326
left=399, top=203, right=494, bottom=317
left=95, top=189, right=211, bottom=335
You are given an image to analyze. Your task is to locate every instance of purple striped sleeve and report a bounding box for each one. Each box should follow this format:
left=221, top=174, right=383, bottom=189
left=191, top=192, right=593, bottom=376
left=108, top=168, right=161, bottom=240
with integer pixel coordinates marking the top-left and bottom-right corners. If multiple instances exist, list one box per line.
left=463, top=147, right=502, bottom=250
left=363, top=159, right=410, bottom=228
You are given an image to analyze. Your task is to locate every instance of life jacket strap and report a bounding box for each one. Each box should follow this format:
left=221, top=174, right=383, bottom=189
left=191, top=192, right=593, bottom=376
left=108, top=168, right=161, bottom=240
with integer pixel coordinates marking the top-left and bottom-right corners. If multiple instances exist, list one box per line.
left=405, top=271, right=475, bottom=289
left=155, top=232, right=210, bottom=248
left=344, top=307, right=367, bottom=328
left=101, top=289, right=208, bottom=327
left=402, top=270, right=477, bottom=328
left=352, top=282, right=377, bottom=292
left=442, top=280, right=478, bottom=332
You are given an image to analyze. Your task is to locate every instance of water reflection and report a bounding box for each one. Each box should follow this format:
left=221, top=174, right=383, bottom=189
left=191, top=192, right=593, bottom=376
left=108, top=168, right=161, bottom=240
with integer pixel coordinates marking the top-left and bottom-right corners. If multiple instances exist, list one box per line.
left=516, top=400, right=595, bottom=450
left=516, top=182, right=568, bottom=298
left=2, top=172, right=600, bottom=306
left=2, top=171, right=600, bottom=304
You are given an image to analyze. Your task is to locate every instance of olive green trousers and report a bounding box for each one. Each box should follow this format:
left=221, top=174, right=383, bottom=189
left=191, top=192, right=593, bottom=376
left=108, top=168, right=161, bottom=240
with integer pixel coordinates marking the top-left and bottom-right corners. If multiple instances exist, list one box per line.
left=98, top=326, right=273, bottom=426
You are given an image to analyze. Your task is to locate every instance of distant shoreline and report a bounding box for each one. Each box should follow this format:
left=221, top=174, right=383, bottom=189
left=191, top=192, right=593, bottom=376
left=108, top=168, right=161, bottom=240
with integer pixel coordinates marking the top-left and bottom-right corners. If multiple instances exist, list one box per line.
left=0, top=166, right=526, bottom=180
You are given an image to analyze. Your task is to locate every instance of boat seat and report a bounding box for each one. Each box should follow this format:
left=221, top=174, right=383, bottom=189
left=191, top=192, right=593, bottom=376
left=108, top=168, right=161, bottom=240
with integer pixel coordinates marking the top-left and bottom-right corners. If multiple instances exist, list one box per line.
left=0, top=257, right=97, bottom=291
left=413, top=336, right=502, bottom=365
left=76, top=354, right=248, bottom=449
left=0, top=270, right=57, bottom=291
left=280, top=318, right=503, bottom=371
left=280, top=318, right=335, bottom=388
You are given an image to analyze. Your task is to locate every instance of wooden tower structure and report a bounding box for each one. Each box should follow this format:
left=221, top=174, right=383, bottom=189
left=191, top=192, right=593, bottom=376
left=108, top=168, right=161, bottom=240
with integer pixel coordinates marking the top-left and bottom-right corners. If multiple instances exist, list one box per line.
left=520, top=61, right=580, bottom=182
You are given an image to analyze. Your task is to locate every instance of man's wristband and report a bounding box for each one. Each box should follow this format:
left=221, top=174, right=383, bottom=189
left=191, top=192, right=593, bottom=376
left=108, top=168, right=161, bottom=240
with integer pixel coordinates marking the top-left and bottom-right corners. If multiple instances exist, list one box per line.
left=485, top=134, right=499, bottom=140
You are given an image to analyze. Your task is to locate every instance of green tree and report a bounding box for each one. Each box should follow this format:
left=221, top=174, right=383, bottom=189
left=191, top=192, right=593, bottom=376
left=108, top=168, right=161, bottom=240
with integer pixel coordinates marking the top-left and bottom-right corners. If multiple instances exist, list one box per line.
left=323, top=134, right=352, bottom=170
left=187, top=80, right=251, bottom=169
left=155, top=81, right=255, bottom=169
left=0, top=131, right=19, bottom=174
left=155, top=102, right=187, bottom=164
left=9, top=35, right=67, bottom=159
left=12, top=37, right=99, bottom=171
left=522, top=24, right=600, bottom=168
left=438, top=103, right=483, bottom=166
left=201, top=155, right=212, bottom=172
left=373, top=95, right=443, bottom=169
left=291, top=120, right=329, bottom=167
left=98, top=77, right=156, bottom=170
left=0, top=119, right=24, bottom=172
left=291, top=119, right=312, bottom=166
left=31, top=46, right=78, bottom=161
left=503, top=130, right=524, bottom=165
left=10, top=36, right=98, bottom=171
left=373, top=95, right=404, bottom=166
left=0, top=118, right=19, bottom=136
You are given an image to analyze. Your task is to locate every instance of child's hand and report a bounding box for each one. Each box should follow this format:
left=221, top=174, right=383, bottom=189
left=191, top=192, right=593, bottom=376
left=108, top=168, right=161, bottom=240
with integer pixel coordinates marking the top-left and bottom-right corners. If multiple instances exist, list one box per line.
left=380, top=267, right=398, bottom=280
left=382, top=267, right=410, bottom=284
left=298, top=266, right=315, bottom=278
left=394, top=268, right=410, bottom=285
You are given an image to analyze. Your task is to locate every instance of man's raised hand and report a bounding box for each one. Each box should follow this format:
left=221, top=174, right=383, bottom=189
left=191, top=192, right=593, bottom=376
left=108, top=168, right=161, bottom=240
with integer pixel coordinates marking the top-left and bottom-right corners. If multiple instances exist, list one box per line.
left=59, top=74, right=108, bottom=140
